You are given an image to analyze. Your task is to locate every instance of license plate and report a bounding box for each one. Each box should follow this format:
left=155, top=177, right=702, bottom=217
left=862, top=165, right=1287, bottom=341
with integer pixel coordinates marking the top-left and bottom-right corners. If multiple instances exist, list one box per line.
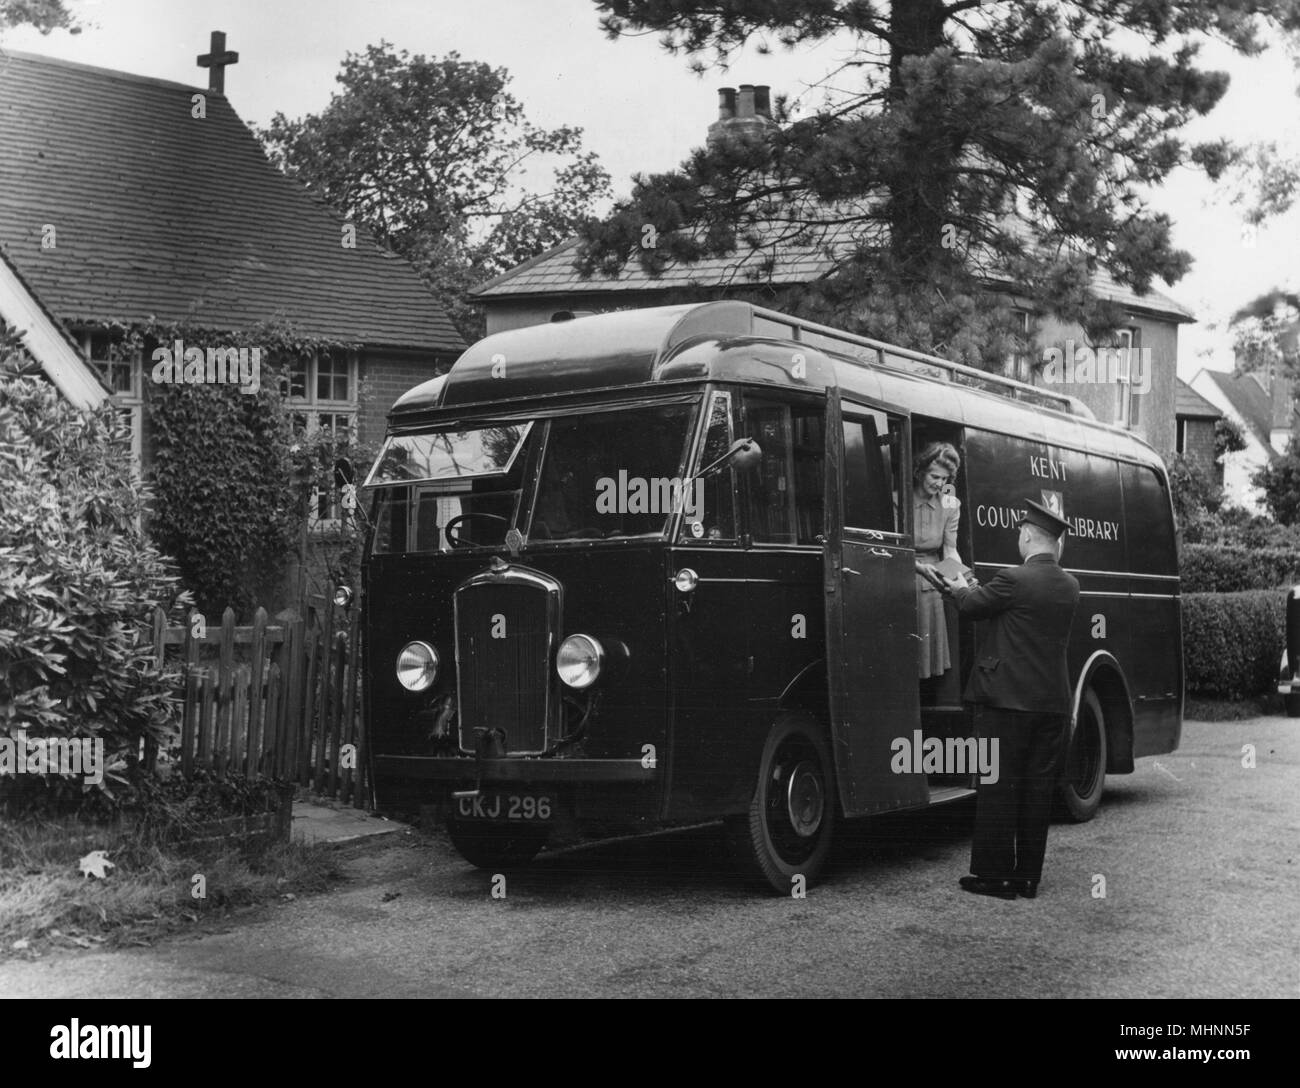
left=456, top=793, right=553, bottom=822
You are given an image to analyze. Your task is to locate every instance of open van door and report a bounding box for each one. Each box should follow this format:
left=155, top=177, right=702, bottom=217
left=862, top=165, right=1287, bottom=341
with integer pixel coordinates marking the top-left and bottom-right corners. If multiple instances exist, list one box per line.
left=824, top=392, right=928, bottom=817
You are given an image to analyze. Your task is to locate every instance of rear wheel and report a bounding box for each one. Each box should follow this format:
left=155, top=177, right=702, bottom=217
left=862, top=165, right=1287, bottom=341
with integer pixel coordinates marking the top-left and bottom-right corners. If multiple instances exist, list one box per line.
left=1059, top=687, right=1107, bottom=822
left=725, top=713, right=835, bottom=893
left=445, top=817, right=548, bottom=869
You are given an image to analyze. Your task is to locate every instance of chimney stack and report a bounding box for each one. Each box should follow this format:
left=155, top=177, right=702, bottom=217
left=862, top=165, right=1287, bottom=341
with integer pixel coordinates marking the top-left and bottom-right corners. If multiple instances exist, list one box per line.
left=707, top=83, right=777, bottom=148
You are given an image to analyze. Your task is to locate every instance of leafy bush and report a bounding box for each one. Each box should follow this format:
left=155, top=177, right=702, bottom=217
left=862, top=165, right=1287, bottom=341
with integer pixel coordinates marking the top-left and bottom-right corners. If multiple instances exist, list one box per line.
left=1181, top=544, right=1300, bottom=593
left=1166, top=451, right=1223, bottom=523
left=0, top=332, right=187, bottom=807
left=1254, top=446, right=1300, bottom=526
left=1183, top=590, right=1284, bottom=700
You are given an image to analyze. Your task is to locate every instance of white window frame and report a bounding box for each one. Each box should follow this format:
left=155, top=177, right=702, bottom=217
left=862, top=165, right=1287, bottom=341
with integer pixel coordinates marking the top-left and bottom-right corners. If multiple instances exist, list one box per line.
left=1006, top=310, right=1032, bottom=382
left=283, top=349, right=359, bottom=533
left=1114, top=327, right=1139, bottom=429
left=77, top=330, right=142, bottom=469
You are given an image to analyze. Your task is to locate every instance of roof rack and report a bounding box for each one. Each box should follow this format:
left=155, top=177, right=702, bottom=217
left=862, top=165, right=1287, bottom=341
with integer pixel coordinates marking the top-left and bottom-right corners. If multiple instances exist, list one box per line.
left=748, top=304, right=1090, bottom=418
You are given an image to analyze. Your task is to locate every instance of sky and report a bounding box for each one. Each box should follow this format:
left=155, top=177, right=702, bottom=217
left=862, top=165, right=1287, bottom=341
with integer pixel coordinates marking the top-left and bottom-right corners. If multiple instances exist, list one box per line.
left=4, top=0, right=1300, bottom=378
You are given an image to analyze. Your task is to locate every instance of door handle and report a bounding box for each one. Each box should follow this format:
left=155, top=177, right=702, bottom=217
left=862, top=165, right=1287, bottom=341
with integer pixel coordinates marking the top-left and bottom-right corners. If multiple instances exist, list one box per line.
left=843, top=567, right=861, bottom=576
left=869, top=547, right=891, bottom=558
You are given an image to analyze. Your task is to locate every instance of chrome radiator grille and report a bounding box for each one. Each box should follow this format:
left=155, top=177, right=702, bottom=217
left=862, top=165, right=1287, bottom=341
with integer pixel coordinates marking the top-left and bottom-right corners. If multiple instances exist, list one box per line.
left=454, top=565, right=559, bottom=754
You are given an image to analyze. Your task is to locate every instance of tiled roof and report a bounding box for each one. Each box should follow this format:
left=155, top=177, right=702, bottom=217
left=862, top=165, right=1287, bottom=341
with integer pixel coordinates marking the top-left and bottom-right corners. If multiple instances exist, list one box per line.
left=1086, top=262, right=1195, bottom=322
left=1199, top=370, right=1276, bottom=455
left=0, top=51, right=464, bottom=352
left=472, top=222, right=860, bottom=298
left=476, top=223, right=1195, bottom=323
left=1175, top=378, right=1221, bottom=419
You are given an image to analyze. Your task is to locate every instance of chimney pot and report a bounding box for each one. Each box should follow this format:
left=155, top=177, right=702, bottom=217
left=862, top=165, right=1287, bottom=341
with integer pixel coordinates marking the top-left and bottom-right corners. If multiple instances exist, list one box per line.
left=737, top=84, right=756, bottom=119
left=754, top=85, right=771, bottom=119
left=717, top=86, right=737, bottom=121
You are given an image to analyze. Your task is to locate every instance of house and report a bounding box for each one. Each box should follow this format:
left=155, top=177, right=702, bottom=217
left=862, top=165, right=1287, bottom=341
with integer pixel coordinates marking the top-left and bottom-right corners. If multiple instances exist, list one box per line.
left=1174, top=378, right=1224, bottom=485
left=472, top=85, right=1194, bottom=455
left=0, top=40, right=465, bottom=520
left=0, top=245, right=107, bottom=408
left=1190, top=367, right=1291, bottom=512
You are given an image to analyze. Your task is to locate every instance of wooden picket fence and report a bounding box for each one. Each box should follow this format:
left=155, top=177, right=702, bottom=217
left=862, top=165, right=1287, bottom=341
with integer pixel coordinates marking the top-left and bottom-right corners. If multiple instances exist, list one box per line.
left=150, top=593, right=366, bottom=807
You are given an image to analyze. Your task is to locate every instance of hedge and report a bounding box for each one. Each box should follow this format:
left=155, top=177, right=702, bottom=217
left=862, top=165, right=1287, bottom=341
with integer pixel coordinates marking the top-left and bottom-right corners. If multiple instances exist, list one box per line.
left=1183, top=590, right=1285, bottom=700
left=1180, top=544, right=1300, bottom=594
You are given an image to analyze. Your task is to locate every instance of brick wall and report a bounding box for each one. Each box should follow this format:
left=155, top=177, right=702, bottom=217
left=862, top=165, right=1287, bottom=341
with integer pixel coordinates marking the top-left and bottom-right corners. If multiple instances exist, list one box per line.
left=357, top=349, right=456, bottom=449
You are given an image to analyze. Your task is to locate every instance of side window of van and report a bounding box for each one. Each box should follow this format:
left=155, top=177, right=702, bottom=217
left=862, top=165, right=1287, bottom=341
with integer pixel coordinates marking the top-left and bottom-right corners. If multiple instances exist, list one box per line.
left=681, top=391, right=737, bottom=541
left=843, top=410, right=907, bottom=534
left=744, top=398, right=825, bottom=545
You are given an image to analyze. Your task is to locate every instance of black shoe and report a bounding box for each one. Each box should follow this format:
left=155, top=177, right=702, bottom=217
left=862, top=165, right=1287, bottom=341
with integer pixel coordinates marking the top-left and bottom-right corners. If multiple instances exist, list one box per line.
left=959, top=876, right=1018, bottom=900
left=1015, top=879, right=1039, bottom=899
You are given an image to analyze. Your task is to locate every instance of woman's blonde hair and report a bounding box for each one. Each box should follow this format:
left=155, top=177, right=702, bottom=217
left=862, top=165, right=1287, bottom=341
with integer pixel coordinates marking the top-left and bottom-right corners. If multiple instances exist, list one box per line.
left=914, top=441, right=960, bottom=483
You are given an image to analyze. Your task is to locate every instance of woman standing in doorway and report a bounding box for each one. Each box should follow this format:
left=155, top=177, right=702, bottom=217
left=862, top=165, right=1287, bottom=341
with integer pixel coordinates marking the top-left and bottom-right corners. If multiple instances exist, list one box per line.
left=913, top=442, right=962, bottom=679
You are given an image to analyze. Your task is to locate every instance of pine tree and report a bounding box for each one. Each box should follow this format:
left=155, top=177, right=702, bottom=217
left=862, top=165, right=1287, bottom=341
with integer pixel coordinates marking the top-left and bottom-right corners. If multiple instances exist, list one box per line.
left=579, top=1, right=1300, bottom=367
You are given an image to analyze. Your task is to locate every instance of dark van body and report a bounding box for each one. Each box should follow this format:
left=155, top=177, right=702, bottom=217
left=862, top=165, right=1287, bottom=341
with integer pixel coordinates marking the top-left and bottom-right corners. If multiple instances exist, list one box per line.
left=363, top=302, right=1181, bottom=890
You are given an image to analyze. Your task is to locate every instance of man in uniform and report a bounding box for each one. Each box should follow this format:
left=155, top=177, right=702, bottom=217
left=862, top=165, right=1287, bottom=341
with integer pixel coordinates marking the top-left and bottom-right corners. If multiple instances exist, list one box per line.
left=938, top=499, right=1080, bottom=900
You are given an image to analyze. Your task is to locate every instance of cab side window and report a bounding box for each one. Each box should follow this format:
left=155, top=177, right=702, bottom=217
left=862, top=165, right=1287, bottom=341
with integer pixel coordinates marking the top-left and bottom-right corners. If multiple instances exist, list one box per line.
left=681, top=391, right=737, bottom=541
left=843, top=409, right=907, bottom=535
left=744, top=397, right=825, bottom=544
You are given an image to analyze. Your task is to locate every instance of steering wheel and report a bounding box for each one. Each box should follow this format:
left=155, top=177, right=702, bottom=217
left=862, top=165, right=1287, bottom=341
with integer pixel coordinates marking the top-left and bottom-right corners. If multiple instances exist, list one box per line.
left=444, top=512, right=509, bottom=549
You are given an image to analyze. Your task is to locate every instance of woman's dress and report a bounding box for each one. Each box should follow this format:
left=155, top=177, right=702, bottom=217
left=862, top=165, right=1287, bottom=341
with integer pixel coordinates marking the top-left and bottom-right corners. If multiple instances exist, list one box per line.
left=914, top=490, right=960, bottom=678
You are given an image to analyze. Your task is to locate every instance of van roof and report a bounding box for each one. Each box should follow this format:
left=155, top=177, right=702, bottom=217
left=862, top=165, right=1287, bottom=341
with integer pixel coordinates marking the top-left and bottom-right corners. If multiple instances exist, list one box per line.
left=390, top=301, right=1164, bottom=468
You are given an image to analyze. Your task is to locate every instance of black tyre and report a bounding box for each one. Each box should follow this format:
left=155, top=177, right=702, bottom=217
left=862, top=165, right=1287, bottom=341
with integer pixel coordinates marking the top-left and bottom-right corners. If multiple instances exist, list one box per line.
left=1059, top=687, right=1107, bottom=822
left=1286, top=692, right=1300, bottom=718
left=445, top=817, right=548, bottom=869
left=725, top=713, right=835, bottom=893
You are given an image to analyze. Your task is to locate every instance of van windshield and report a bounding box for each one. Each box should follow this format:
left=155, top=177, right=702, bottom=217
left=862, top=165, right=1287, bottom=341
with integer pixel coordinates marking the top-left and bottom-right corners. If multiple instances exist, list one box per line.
left=367, top=424, right=531, bottom=485
left=368, top=401, right=697, bottom=553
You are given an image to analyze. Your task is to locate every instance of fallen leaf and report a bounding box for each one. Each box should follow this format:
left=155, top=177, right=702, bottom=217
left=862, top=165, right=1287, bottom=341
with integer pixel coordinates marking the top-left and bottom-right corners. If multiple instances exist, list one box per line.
left=11, top=939, right=29, bottom=951
left=78, top=850, right=115, bottom=880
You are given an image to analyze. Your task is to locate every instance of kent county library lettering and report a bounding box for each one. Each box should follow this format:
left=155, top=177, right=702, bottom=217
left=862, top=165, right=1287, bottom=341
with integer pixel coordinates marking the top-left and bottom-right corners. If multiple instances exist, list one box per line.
left=353, top=302, right=1180, bottom=892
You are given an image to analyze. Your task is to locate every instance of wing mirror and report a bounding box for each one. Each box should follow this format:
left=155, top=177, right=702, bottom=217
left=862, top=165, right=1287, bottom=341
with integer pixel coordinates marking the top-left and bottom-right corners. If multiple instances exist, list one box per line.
left=698, top=437, right=762, bottom=479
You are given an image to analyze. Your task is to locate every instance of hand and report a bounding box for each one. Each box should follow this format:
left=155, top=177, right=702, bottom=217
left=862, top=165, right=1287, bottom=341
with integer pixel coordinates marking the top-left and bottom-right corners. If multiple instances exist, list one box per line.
left=940, top=572, right=969, bottom=592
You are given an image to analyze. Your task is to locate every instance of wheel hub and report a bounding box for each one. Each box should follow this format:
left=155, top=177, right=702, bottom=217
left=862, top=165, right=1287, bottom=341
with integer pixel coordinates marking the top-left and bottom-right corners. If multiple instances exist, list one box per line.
left=785, top=759, right=825, bottom=838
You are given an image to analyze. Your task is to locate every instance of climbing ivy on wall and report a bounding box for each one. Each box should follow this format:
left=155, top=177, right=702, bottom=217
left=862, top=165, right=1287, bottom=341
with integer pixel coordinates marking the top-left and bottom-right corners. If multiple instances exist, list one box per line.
left=93, top=319, right=362, bottom=617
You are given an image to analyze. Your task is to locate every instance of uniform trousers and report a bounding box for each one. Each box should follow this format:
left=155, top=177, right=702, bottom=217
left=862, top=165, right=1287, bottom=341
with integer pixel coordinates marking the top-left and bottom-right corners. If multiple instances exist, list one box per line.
left=970, top=706, right=1071, bottom=882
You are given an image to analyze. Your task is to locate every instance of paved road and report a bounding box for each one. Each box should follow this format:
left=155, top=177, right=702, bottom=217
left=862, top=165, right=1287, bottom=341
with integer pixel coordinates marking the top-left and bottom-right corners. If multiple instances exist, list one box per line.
left=2, top=718, right=1297, bottom=998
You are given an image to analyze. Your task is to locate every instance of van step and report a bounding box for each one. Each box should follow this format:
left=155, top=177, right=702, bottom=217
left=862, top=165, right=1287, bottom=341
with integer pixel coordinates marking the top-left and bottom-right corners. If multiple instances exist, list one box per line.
left=928, top=786, right=976, bottom=805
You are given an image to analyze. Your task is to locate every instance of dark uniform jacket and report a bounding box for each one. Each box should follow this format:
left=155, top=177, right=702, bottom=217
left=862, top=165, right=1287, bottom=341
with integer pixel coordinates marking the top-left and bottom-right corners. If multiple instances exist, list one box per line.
left=951, top=553, right=1080, bottom=714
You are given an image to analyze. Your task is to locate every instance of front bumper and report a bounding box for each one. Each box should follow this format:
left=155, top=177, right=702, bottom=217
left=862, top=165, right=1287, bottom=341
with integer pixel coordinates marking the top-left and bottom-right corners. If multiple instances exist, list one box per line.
left=373, top=755, right=655, bottom=784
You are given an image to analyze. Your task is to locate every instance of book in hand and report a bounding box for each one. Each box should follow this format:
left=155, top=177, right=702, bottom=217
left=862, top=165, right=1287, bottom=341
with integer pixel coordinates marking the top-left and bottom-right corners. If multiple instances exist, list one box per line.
left=931, top=557, right=972, bottom=580
left=916, top=556, right=973, bottom=590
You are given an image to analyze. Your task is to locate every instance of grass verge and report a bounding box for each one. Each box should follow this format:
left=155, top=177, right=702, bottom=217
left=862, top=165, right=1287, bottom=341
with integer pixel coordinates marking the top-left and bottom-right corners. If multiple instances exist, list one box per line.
left=0, top=816, right=342, bottom=958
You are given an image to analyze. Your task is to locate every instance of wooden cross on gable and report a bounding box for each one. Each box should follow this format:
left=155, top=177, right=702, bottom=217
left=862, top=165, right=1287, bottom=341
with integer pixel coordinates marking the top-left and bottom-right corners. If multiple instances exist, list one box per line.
left=197, top=30, right=239, bottom=94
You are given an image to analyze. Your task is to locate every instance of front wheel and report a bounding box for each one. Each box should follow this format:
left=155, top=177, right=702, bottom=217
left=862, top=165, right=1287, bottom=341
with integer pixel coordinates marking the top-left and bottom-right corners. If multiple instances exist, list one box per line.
left=445, top=817, right=548, bottom=869
left=725, top=713, right=835, bottom=893
left=1059, top=687, right=1107, bottom=822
